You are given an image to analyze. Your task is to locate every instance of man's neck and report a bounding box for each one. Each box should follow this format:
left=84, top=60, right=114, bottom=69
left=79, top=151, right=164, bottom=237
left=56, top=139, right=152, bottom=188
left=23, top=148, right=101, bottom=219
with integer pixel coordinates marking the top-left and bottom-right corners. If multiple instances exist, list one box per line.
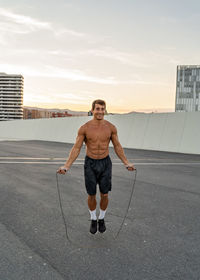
left=92, top=118, right=104, bottom=125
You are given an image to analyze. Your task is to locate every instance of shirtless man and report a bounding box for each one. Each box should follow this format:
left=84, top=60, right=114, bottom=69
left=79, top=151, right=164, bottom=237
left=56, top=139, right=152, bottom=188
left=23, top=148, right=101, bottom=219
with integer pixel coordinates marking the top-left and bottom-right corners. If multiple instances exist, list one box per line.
left=57, top=99, right=135, bottom=234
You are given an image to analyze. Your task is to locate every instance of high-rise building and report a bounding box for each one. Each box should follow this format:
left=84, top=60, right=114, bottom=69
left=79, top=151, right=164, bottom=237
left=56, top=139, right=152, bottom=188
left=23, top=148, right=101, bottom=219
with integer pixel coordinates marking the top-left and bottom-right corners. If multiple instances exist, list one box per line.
left=175, top=65, right=200, bottom=112
left=0, top=72, right=24, bottom=121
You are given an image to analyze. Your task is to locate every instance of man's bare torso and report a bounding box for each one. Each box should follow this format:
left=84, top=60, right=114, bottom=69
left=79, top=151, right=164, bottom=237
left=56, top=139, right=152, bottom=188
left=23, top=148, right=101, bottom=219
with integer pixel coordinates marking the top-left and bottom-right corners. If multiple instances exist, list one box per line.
left=83, top=120, right=114, bottom=159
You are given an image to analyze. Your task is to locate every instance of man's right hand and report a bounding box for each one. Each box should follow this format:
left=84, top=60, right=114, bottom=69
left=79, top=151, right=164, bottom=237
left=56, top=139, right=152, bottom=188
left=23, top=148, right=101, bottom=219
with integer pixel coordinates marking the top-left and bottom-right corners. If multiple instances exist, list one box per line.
left=57, top=166, right=69, bottom=175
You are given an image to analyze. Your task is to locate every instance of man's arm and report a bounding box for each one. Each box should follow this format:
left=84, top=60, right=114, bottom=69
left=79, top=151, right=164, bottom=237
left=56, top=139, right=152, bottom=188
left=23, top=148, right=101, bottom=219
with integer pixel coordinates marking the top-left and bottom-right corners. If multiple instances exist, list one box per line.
left=111, top=125, right=135, bottom=171
left=57, top=125, right=85, bottom=174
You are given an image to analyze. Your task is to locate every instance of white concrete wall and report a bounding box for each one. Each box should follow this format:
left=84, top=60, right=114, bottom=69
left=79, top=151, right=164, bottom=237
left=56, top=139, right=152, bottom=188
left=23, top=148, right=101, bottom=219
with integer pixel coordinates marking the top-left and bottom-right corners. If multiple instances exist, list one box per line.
left=0, top=112, right=200, bottom=154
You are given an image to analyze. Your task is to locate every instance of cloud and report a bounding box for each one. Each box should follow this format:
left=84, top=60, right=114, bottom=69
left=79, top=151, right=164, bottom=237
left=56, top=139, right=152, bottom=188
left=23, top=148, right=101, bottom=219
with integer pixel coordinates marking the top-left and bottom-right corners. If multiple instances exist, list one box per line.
left=55, top=93, right=90, bottom=100
left=49, top=93, right=93, bottom=104
left=86, top=47, right=181, bottom=68
left=0, top=7, right=87, bottom=38
left=0, top=7, right=51, bottom=31
left=45, top=66, right=118, bottom=84
left=24, top=89, right=94, bottom=105
left=0, top=22, right=33, bottom=34
left=86, top=48, right=150, bottom=68
left=54, top=28, right=86, bottom=38
left=0, top=62, right=170, bottom=87
left=38, top=47, right=177, bottom=69
left=0, top=63, right=118, bottom=84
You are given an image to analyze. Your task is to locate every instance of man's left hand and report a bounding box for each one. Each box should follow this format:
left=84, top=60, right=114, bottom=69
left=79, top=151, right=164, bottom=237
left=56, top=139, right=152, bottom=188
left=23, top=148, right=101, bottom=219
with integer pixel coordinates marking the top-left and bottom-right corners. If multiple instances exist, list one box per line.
left=125, top=163, right=136, bottom=171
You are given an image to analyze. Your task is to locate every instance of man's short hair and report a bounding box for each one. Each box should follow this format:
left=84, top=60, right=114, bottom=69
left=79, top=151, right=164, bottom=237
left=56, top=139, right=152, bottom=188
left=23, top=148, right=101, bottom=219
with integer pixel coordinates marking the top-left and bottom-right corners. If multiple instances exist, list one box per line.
left=92, top=99, right=106, bottom=110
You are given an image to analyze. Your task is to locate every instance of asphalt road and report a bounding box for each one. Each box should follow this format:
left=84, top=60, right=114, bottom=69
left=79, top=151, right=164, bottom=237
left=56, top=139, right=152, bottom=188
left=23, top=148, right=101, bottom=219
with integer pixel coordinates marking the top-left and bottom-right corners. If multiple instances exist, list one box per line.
left=1, top=140, right=200, bottom=280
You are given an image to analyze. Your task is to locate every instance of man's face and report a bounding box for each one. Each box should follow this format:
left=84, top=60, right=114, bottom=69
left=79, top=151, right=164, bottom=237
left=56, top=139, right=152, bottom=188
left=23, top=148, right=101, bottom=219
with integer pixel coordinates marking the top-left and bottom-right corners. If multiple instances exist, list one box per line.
left=92, top=104, right=105, bottom=120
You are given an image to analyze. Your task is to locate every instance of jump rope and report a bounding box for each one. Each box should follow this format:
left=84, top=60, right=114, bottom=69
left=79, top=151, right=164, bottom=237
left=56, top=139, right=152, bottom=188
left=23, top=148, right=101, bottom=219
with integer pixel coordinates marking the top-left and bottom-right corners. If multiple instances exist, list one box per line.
left=55, top=168, right=137, bottom=248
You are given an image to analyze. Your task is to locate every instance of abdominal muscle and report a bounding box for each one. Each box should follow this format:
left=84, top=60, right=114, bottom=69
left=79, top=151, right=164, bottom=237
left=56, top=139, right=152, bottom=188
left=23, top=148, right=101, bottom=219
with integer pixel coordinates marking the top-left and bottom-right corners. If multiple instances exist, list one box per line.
left=86, top=142, right=109, bottom=159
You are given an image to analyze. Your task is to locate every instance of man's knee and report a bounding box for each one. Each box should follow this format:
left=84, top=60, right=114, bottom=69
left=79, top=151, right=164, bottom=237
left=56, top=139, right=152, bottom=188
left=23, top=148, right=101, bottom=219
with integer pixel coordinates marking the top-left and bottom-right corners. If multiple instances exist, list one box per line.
left=100, top=193, right=108, bottom=198
left=88, top=194, right=96, bottom=201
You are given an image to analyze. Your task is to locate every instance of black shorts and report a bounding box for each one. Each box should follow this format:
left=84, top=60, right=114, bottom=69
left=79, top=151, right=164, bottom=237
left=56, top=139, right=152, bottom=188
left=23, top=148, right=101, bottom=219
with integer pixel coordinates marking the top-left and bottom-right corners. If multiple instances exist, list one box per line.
left=84, top=155, right=112, bottom=196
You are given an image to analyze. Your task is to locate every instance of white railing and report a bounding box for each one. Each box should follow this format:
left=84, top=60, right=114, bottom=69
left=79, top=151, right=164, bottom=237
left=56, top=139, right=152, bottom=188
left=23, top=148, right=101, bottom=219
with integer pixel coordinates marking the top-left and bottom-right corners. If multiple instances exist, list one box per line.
left=0, top=112, right=200, bottom=154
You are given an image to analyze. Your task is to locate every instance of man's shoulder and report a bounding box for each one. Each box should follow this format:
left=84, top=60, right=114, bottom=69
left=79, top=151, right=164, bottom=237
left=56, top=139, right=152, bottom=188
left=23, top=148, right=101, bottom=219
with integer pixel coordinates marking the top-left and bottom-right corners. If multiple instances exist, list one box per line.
left=104, top=120, right=116, bottom=130
left=79, top=120, right=93, bottom=131
left=83, top=120, right=93, bottom=127
left=78, top=123, right=88, bottom=134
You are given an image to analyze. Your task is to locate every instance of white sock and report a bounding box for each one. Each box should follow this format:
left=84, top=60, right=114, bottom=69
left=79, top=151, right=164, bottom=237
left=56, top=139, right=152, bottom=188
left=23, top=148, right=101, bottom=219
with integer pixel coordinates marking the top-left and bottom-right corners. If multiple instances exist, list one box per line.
left=89, top=209, right=97, bottom=220
left=99, top=209, right=106, bottom=220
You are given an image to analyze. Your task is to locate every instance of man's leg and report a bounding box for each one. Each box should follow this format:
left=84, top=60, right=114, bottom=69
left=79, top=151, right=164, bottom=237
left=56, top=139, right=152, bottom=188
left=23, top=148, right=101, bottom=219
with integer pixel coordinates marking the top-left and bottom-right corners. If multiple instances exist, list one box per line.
left=84, top=156, right=98, bottom=234
left=88, top=195, right=97, bottom=234
left=98, top=156, right=112, bottom=233
left=88, top=194, right=97, bottom=211
left=98, top=193, right=108, bottom=233
left=100, top=192, right=108, bottom=211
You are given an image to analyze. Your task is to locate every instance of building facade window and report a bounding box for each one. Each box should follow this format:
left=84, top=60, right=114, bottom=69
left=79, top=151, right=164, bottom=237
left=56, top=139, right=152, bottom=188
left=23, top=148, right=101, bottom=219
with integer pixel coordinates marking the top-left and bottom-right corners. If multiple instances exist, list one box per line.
left=175, top=65, right=200, bottom=112
left=0, top=73, right=24, bottom=121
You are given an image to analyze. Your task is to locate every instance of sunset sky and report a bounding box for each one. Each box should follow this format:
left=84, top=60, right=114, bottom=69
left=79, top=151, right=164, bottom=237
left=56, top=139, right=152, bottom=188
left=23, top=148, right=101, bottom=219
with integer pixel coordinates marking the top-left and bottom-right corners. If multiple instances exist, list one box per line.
left=0, top=0, right=200, bottom=113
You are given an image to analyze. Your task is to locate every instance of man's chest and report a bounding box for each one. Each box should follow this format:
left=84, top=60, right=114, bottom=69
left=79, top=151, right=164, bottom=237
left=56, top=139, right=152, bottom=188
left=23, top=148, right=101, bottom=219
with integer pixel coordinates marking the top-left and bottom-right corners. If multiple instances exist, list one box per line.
left=85, top=126, right=111, bottom=142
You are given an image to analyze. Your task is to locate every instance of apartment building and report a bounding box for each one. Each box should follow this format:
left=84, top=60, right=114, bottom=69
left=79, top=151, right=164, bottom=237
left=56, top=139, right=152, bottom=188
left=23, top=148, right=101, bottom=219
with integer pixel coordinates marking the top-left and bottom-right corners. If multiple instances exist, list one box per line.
left=0, top=72, right=24, bottom=121
left=175, top=65, right=200, bottom=112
